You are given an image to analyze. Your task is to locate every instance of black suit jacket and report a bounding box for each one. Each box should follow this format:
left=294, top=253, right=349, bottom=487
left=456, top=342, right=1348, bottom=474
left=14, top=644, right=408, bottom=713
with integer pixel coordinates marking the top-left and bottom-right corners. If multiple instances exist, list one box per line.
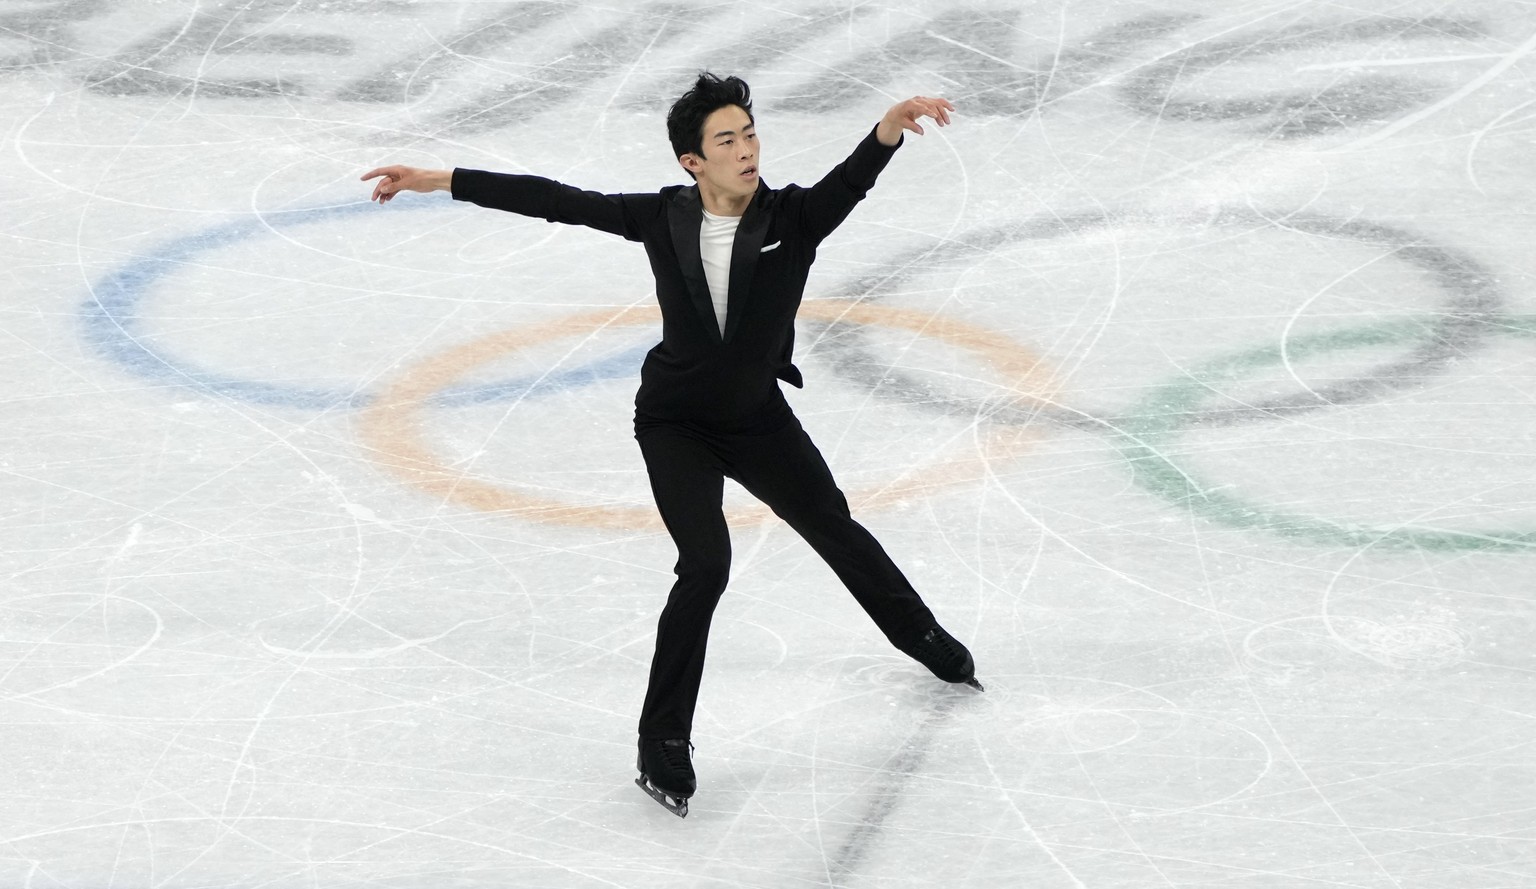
left=451, top=125, right=901, bottom=431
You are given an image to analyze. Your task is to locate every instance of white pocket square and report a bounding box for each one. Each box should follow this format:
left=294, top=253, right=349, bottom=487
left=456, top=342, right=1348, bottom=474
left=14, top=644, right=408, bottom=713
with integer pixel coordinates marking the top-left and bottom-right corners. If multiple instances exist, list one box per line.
left=760, top=241, right=781, bottom=253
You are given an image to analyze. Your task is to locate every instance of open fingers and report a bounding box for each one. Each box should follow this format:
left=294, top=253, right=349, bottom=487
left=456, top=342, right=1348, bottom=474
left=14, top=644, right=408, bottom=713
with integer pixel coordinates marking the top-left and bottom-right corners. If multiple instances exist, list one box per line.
left=913, top=96, right=953, bottom=126
left=362, top=166, right=403, bottom=203
left=893, top=97, right=953, bottom=135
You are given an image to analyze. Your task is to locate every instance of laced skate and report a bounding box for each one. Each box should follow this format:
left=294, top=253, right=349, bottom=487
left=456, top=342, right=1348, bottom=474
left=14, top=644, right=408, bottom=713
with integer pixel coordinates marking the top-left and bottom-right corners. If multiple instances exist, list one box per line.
left=636, top=738, right=696, bottom=818
left=905, top=626, right=985, bottom=691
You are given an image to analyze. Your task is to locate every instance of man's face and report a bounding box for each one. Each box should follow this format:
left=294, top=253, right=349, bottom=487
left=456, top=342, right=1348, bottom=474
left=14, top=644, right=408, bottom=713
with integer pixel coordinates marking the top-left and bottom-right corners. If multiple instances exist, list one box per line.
left=681, top=104, right=759, bottom=200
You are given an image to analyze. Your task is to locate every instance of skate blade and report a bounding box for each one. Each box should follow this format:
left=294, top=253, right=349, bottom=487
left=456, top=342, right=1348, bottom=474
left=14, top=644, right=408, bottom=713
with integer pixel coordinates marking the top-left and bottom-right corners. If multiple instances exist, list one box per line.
left=964, top=677, right=985, bottom=692
left=635, top=775, right=689, bottom=818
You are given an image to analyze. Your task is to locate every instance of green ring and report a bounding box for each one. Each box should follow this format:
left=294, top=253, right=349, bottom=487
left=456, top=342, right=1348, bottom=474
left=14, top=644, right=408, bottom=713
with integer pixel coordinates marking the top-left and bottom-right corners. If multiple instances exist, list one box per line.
left=1115, top=315, right=1536, bottom=552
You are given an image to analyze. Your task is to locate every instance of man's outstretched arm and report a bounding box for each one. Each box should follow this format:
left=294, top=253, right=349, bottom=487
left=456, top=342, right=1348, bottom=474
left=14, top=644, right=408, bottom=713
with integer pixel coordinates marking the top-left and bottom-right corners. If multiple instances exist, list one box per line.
left=362, top=163, right=652, bottom=240
left=361, top=165, right=451, bottom=203
left=795, top=96, right=955, bottom=244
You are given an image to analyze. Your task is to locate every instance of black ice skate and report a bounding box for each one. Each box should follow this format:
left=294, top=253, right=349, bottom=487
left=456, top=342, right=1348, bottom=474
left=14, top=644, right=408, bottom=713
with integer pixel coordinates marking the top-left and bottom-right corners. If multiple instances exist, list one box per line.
left=636, top=738, right=696, bottom=818
left=904, top=626, right=985, bottom=692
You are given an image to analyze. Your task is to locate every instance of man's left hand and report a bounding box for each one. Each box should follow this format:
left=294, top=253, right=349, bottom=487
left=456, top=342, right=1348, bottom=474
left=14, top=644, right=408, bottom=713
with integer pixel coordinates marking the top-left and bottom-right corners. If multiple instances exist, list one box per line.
left=877, top=96, right=955, bottom=146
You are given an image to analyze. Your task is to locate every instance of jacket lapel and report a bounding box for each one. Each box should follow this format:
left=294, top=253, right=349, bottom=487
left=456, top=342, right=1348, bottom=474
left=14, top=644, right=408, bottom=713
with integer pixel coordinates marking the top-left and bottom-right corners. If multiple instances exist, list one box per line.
left=722, top=182, right=770, bottom=343
left=666, top=185, right=719, bottom=344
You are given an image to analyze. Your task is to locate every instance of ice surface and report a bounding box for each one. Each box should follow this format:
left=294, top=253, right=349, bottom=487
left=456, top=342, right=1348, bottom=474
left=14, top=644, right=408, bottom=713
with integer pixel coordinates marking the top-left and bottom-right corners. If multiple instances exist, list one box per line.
left=4, top=1, right=1535, bottom=886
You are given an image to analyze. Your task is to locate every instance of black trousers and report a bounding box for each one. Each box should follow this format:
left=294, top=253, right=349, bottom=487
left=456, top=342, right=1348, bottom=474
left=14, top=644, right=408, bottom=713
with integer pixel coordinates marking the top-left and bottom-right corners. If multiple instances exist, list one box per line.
left=634, top=410, right=939, bottom=740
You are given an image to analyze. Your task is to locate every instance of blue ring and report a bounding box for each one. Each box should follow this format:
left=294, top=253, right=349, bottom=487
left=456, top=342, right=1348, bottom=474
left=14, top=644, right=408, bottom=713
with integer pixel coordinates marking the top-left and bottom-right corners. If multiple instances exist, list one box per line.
left=79, top=194, right=649, bottom=411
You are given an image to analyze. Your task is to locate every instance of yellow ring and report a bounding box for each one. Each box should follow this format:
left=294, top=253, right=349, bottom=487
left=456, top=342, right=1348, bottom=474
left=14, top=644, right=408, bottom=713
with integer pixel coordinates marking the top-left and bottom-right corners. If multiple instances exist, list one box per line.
left=358, top=300, right=1057, bottom=531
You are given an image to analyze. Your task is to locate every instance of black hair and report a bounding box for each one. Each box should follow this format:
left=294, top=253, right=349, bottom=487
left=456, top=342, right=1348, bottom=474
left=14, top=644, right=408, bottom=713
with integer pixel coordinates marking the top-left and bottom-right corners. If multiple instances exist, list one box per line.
left=666, top=72, right=753, bottom=179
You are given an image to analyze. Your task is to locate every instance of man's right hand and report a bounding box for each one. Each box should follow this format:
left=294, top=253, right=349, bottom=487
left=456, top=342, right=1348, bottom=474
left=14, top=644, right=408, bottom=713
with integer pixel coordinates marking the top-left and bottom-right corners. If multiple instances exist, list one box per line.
left=360, top=165, right=452, bottom=203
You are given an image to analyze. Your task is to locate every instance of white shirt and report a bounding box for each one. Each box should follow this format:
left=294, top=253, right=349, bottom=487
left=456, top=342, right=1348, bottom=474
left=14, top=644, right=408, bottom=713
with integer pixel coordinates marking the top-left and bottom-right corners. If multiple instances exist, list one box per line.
left=700, top=209, right=741, bottom=336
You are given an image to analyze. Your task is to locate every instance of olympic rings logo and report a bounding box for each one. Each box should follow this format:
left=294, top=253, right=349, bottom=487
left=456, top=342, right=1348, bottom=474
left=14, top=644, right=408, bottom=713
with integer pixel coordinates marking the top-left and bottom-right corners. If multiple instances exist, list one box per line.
left=82, top=198, right=1530, bottom=551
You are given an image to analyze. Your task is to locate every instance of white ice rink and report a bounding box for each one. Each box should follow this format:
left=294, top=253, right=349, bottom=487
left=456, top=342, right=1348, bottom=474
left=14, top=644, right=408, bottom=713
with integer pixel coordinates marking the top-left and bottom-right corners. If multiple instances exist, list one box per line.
left=5, top=1, right=1536, bottom=886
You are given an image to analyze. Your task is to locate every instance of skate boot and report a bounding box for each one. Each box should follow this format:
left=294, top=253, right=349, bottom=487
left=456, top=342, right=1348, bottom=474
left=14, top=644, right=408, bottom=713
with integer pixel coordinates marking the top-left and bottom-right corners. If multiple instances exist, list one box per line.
left=903, top=626, right=985, bottom=692
left=636, top=737, right=695, bottom=818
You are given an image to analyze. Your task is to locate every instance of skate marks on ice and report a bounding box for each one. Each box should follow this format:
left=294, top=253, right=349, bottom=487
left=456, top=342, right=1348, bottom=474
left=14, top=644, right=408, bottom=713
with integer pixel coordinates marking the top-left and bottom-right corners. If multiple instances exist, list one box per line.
left=1241, top=610, right=1472, bottom=685
left=816, top=663, right=1279, bottom=888
left=823, top=666, right=988, bottom=886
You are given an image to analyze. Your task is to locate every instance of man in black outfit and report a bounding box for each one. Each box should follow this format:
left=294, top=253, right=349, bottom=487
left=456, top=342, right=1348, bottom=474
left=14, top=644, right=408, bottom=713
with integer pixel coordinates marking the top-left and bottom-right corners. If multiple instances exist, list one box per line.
left=363, top=73, right=981, bottom=818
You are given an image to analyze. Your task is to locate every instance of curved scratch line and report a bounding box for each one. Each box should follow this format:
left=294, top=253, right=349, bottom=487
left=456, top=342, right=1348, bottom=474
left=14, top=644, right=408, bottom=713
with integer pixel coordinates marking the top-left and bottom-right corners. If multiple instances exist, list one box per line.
left=1322, top=25, right=1536, bottom=153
